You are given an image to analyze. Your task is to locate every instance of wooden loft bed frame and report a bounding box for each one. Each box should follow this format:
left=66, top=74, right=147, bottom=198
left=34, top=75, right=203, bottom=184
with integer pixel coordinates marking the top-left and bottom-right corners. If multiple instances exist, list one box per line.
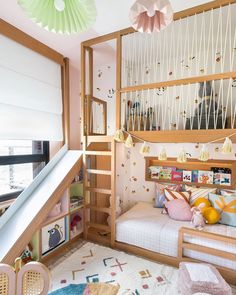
left=81, top=0, right=236, bottom=143
left=81, top=0, right=236, bottom=285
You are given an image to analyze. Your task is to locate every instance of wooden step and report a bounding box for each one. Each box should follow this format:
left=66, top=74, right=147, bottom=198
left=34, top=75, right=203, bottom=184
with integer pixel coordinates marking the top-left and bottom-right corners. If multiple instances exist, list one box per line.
left=86, top=222, right=110, bottom=232
left=87, top=136, right=113, bottom=144
left=87, top=228, right=111, bottom=246
left=85, top=205, right=111, bottom=214
left=85, top=187, right=111, bottom=194
left=85, top=151, right=112, bottom=156
left=86, top=169, right=111, bottom=175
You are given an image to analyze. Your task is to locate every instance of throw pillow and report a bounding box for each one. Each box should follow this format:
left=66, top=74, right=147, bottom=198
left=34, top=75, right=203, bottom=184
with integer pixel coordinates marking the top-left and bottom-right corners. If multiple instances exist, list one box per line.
left=165, top=199, right=192, bottom=221
left=154, top=183, right=181, bottom=208
left=209, top=193, right=236, bottom=227
left=185, top=185, right=217, bottom=205
left=164, top=189, right=191, bottom=204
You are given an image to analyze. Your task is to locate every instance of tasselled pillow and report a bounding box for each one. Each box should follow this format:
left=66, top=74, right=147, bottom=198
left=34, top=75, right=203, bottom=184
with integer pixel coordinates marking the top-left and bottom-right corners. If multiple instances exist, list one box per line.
left=154, top=183, right=182, bottom=208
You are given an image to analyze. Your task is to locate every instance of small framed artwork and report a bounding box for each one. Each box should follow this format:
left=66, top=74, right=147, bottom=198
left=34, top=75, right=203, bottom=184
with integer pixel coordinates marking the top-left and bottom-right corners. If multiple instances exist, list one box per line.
left=198, top=171, right=213, bottom=184
left=172, top=171, right=183, bottom=181
left=220, top=173, right=231, bottom=186
left=41, top=217, right=67, bottom=256
left=213, top=173, right=221, bottom=185
left=183, top=171, right=192, bottom=182
left=192, top=170, right=198, bottom=183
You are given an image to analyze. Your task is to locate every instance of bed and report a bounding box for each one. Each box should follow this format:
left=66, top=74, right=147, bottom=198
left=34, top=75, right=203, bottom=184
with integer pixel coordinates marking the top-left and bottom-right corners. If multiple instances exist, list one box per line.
left=116, top=202, right=236, bottom=271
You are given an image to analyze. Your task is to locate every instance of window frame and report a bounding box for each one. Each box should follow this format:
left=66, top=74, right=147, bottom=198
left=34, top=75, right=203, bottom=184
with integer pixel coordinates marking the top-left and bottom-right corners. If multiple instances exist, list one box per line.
left=0, top=141, right=49, bottom=202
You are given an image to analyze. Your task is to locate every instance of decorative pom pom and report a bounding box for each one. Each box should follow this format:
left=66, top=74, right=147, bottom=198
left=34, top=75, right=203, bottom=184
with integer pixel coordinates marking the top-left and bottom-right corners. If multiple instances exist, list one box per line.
left=177, top=148, right=187, bottom=163
left=222, top=137, right=233, bottom=154
left=159, top=147, right=167, bottom=160
left=125, top=134, right=133, bottom=148
left=139, top=142, right=150, bottom=155
left=199, top=144, right=210, bottom=162
left=114, top=129, right=125, bottom=142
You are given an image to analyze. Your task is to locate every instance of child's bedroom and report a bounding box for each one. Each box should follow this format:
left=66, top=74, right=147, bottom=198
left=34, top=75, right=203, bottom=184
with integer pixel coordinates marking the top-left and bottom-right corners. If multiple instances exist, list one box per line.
left=0, top=0, right=236, bottom=294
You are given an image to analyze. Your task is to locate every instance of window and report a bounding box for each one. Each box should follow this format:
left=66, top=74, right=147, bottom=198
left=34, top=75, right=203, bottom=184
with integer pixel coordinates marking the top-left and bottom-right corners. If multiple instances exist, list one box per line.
left=0, top=140, right=49, bottom=202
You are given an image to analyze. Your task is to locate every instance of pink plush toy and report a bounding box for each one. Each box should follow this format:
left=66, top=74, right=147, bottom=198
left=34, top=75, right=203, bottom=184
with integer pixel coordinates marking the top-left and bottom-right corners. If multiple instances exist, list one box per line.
left=191, top=204, right=205, bottom=230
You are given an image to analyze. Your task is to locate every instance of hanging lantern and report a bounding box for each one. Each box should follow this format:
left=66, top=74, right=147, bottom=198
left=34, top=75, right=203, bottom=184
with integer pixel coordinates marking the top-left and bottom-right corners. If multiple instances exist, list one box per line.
left=139, top=142, right=150, bottom=155
left=222, top=137, right=233, bottom=154
left=177, top=148, right=187, bottom=163
left=159, top=147, right=167, bottom=160
left=18, top=0, right=97, bottom=34
left=129, top=0, right=173, bottom=33
left=125, top=134, right=134, bottom=148
left=114, top=130, right=125, bottom=142
left=199, top=144, right=210, bottom=162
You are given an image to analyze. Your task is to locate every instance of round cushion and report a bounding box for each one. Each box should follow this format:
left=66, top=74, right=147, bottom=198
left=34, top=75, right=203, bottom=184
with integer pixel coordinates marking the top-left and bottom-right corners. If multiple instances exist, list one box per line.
left=165, top=199, right=192, bottom=221
left=203, top=207, right=221, bottom=224
left=193, top=198, right=211, bottom=211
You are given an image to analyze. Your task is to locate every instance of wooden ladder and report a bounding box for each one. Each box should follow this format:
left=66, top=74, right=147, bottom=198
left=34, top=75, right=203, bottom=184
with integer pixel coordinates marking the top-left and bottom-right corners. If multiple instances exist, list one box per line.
left=83, top=135, right=116, bottom=247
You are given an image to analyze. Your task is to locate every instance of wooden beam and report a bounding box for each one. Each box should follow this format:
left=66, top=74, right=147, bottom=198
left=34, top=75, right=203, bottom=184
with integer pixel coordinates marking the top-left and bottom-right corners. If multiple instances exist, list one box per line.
left=116, top=35, right=122, bottom=130
left=85, top=187, right=112, bottom=195
left=0, top=18, right=64, bottom=65
left=81, top=44, right=86, bottom=138
left=120, top=72, right=236, bottom=93
left=129, top=129, right=236, bottom=143
left=61, top=58, right=70, bottom=147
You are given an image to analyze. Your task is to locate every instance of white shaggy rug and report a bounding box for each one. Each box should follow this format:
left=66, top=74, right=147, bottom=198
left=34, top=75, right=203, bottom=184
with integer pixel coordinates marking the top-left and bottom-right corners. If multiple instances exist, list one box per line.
left=50, top=242, right=236, bottom=295
left=51, top=242, right=179, bottom=294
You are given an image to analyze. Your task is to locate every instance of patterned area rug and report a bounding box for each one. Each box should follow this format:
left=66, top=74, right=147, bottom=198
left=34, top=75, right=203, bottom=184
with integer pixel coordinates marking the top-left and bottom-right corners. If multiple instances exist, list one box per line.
left=50, top=242, right=179, bottom=295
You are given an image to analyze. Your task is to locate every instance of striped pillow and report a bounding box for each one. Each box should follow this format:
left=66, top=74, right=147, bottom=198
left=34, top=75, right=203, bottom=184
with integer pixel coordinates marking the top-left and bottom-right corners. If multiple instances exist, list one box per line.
left=164, top=189, right=191, bottom=204
left=185, top=185, right=217, bottom=205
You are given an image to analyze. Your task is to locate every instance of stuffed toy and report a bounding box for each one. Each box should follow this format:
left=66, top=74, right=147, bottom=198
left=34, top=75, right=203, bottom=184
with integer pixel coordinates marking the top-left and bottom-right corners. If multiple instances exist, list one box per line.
left=21, top=243, right=33, bottom=264
left=193, top=198, right=211, bottom=212
left=191, top=204, right=205, bottom=230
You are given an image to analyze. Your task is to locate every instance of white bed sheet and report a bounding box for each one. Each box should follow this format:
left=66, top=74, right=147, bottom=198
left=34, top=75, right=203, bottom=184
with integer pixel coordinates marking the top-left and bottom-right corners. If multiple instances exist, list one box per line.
left=116, top=202, right=236, bottom=270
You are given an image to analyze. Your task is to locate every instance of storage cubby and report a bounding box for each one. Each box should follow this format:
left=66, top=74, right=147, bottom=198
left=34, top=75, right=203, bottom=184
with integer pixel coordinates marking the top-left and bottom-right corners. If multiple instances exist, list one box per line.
left=23, top=180, right=84, bottom=263
left=70, top=210, right=83, bottom=240
left=43, top=189, right=69, bottom=226
left=145, top=157, right=236, bottom=189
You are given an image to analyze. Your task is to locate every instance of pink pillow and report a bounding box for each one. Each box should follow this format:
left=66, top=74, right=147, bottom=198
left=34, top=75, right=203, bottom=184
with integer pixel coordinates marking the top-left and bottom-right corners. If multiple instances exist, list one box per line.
left=165, top=199, right=192, bottom=221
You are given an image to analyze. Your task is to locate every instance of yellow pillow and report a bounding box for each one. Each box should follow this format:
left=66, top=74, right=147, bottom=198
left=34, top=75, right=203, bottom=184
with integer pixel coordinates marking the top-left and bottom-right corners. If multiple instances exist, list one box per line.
left=203, top=207, right=221, bottom=224
left=193, top=198, right=211, bottom=211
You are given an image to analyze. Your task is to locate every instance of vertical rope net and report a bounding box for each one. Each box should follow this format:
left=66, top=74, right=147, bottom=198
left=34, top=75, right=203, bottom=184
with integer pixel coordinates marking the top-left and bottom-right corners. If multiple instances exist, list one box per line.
left=121, top=3, right=236, bottom=132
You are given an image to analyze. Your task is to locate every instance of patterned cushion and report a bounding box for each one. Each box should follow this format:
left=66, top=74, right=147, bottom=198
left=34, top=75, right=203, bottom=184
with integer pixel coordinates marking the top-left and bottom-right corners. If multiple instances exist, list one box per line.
left=185, top=185, right=217, bottom=205
left=164, top=189, right=191, bottom=204
left=154, top=183, right=181, bottom=208
left=209, top=193, right=236, bottom=227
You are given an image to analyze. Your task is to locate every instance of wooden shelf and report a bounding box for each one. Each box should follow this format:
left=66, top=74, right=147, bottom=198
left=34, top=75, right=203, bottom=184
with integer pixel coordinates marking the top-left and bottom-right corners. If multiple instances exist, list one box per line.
left=145, top=157, right=236, bottom=189
left=129, top=129, right=236, bottom=143
left=69, top=205, right=84, bottom=214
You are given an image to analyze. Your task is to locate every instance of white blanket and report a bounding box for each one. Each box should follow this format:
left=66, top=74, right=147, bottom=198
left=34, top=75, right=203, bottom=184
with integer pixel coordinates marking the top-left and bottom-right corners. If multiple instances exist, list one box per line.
left=116, top=202, right=236, bottom=270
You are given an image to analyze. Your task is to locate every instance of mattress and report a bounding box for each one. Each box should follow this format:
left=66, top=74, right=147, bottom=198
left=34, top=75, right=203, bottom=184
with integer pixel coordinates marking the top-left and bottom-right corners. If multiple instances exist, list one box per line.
left=116, top=202, right=236, bottom=270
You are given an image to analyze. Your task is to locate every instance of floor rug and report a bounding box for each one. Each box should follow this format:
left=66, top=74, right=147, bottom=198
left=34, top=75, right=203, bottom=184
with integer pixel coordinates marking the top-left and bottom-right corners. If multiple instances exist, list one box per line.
left=50, top=242, right=179, bottom=295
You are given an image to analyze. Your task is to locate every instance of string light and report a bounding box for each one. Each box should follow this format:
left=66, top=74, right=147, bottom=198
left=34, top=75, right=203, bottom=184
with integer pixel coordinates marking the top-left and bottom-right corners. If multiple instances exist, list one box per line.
left=159, top=146, right=167, bottom=160
left=199, top=144, right=210, bottom=162
left=114, top=130, right=236, bottom=160
left=125, top=134, right=134, bottom=148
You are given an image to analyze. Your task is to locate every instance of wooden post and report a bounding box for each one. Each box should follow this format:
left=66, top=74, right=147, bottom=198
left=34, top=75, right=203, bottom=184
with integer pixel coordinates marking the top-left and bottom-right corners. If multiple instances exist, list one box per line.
left=61, top=58, right=70, bottom=147
left=116, top=34, right=122, bottom=130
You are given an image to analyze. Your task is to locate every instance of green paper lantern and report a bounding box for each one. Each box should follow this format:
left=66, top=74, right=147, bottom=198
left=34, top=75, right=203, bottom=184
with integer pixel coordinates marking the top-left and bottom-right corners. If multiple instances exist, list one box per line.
left=18, top=0, right=97, bottom=35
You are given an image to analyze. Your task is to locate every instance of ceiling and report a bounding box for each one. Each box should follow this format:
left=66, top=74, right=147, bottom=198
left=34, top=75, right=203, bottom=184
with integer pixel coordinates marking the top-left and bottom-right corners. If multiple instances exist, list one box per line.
left=0, top=0, right=211, bottom=70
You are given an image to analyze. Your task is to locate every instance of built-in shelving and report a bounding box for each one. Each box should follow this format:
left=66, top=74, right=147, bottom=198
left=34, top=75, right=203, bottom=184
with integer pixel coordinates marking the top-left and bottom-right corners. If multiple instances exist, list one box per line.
left=145, top=157, right=236, bottom=189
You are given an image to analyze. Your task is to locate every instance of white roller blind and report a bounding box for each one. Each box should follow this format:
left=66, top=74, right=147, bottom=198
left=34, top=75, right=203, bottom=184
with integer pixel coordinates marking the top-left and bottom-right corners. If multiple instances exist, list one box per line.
left=0, top=34, right=63, bottom=141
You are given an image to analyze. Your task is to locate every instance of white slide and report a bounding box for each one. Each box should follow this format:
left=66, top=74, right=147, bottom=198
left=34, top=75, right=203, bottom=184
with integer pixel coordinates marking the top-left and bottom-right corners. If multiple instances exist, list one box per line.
left=0, top=145, right=83, bottom=264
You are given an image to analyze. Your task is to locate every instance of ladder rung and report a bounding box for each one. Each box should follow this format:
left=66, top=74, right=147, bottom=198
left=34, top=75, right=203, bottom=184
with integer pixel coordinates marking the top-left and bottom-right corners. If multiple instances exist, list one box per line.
left=86, top=222, right=110, bottom=232
left=87, top=136, right=113, bottom=144
left=85, top=205, right=111, bottom=214
left=85, top=187, right=111, bottom=194
left=85, top=151, right=112, bottom=156
left=86, top=169, right=111, bottom=175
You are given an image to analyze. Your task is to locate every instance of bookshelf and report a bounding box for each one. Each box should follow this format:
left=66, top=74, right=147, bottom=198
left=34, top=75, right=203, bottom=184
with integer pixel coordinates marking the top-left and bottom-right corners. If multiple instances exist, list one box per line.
left=145, top=157, right=236, bottom=189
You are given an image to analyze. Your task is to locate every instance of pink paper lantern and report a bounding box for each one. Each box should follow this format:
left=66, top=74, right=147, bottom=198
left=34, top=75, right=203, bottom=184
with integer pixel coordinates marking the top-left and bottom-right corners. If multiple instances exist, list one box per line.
left=130, top=0, right=174, bottom=33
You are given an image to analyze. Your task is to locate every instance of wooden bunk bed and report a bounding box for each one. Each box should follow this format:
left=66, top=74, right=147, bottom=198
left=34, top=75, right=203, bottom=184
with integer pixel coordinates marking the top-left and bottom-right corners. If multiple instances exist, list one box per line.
left=81, top=0, right=236, bottom=284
